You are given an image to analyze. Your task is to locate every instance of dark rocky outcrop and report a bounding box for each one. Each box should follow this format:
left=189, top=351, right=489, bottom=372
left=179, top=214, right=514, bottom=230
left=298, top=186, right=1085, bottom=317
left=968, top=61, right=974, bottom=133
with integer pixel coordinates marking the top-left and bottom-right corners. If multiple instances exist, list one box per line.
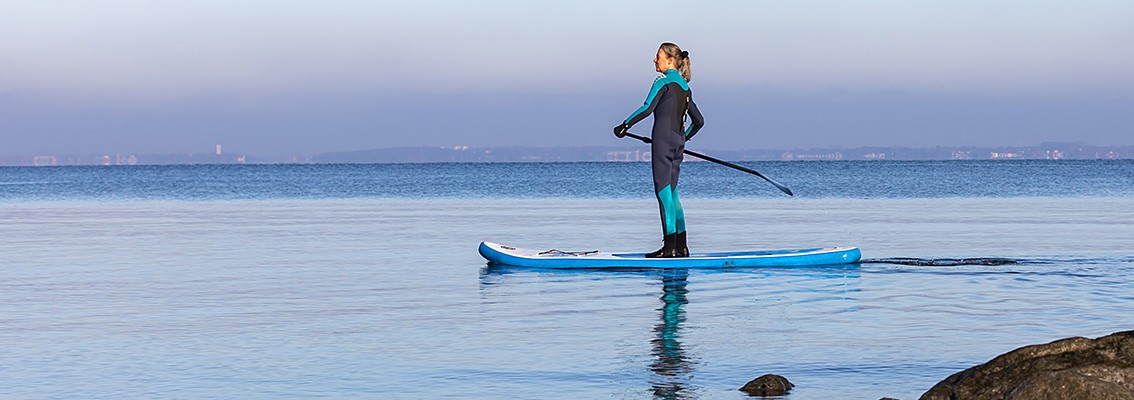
left=740, top=374, right=794, bottom=396
left=921, top=330, right=1134, bottom=400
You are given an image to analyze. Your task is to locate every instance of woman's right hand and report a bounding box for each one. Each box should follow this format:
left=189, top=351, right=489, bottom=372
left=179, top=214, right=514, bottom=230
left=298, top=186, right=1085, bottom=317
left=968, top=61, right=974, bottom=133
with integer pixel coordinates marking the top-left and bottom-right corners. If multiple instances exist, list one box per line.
left=613, top=123, right=630, bottom=138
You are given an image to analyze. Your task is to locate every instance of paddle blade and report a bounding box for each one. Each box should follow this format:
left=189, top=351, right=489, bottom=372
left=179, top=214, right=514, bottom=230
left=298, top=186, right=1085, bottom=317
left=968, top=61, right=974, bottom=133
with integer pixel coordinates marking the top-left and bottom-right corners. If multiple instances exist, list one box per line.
left=767, top=178, right=794, bottom=196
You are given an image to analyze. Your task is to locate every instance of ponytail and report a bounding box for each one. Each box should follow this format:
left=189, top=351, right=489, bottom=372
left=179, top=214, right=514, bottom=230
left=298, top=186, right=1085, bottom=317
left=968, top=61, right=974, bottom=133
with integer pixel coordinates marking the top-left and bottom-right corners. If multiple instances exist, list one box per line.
left=659, top=42, right=692, bottom=82
left=679, top=52, right=692, bottom=82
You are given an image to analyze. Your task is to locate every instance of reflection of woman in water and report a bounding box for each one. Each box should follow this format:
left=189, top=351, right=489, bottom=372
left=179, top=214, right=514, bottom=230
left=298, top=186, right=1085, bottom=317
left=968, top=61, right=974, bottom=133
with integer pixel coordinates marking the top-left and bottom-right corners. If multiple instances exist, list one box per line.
left=650, top=269, right=695, bottom=399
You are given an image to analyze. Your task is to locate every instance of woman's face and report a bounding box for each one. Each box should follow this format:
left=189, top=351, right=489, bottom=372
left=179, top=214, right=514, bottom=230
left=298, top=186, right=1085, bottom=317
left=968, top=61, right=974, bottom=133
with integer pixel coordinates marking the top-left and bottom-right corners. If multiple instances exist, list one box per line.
left=653, top=48, right=674, bottom=73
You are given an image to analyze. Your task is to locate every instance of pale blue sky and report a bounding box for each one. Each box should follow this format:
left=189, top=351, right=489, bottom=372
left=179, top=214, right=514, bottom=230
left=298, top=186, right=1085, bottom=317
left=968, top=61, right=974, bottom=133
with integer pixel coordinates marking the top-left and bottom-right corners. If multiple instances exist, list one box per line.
left=2, top=1, right=1132, bottom=155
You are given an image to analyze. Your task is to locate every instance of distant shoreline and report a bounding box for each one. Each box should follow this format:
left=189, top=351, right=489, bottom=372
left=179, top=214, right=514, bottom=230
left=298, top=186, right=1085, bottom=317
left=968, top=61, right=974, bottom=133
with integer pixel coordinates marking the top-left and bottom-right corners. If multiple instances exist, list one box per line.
left=2, top=143, right=1132, bottom=166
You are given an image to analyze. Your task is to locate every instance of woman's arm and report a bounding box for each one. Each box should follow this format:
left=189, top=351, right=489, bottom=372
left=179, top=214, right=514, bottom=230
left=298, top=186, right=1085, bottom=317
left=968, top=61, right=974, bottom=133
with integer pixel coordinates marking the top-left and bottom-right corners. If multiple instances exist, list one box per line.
left=623, top=78, right=668, bottom=128
left=685, top=96, right=704, bottom=140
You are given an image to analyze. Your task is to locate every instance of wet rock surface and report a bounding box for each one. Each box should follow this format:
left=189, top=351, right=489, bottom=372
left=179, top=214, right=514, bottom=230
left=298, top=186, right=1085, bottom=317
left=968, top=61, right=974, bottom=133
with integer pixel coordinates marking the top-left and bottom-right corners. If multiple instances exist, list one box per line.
left=920, top=330, right=1134, bottom=400
left=739, top=374, right=794, bottom=396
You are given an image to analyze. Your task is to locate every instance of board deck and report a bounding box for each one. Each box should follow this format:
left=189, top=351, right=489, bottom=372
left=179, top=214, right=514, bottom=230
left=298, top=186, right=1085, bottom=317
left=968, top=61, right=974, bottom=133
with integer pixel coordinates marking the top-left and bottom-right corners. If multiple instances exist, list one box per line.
left=479, top=241, right=861, bottom=269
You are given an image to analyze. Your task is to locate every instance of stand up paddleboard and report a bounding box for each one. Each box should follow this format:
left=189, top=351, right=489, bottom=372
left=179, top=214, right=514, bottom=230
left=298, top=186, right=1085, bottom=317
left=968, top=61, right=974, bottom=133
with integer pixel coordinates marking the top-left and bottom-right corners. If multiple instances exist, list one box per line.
left=479, top=241, right=861, bottom=269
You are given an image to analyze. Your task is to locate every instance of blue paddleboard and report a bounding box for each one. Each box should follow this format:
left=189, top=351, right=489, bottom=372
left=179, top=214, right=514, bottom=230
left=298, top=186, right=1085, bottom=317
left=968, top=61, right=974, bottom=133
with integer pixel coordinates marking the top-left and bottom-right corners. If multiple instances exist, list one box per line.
left=479, top=241, right=861, bottom=269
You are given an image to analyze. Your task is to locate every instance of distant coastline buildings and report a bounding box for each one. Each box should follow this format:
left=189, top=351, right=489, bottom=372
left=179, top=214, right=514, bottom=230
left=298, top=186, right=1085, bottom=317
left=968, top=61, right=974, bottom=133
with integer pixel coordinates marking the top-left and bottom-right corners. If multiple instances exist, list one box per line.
left=5, top=145, right=249, bottom=167
left=2, top=142, right=1131, bottom=166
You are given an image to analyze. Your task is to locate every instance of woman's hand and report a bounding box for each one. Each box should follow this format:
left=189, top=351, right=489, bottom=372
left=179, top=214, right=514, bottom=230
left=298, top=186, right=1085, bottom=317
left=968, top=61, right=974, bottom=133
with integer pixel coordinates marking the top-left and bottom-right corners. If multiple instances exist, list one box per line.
left=613, top=123, right=630, bottom=138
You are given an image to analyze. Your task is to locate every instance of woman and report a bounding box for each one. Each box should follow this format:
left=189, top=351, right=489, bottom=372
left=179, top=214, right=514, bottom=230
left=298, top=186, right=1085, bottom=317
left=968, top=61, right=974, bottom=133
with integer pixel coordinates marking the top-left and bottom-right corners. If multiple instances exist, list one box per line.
left=614, top=42, right=704, bottom=258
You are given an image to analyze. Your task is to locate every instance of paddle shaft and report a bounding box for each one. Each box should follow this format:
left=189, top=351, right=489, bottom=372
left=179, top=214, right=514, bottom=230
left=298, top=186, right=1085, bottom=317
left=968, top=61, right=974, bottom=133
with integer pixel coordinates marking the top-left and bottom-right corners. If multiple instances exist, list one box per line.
left=622, top=132, right=794, bottom=196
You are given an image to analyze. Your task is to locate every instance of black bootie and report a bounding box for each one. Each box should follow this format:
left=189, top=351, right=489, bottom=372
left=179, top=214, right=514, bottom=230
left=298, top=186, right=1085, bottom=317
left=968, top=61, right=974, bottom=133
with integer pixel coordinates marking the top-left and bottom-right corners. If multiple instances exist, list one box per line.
left=675, top=231, right=689, bottom=258
left=646, top=234, right=678, bottom=258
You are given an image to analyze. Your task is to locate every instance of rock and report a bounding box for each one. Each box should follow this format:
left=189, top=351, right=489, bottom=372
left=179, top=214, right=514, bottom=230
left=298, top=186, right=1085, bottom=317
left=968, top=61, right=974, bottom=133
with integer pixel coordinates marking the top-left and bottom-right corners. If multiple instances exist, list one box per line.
left=920, top=330, right=1134, bottom=400
left=739, top=374, right=794, bottom=396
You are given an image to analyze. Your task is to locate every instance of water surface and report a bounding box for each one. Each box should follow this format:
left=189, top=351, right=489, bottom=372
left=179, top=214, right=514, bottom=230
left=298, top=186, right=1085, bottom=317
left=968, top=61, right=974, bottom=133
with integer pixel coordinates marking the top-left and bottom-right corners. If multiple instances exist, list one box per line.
left=2, top=162, right=1133, bottom=399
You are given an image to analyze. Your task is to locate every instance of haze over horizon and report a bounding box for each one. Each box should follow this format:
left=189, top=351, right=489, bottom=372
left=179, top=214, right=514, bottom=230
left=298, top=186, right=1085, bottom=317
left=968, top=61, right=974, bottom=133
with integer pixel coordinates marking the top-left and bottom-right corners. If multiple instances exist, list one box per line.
left=3, top=1, right=1133, bottom=157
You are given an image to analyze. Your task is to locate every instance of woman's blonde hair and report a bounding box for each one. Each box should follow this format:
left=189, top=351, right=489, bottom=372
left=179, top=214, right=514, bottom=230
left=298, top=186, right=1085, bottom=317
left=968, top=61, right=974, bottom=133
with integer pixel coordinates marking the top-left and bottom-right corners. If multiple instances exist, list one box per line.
left=659, top=42, right=691, bottom=82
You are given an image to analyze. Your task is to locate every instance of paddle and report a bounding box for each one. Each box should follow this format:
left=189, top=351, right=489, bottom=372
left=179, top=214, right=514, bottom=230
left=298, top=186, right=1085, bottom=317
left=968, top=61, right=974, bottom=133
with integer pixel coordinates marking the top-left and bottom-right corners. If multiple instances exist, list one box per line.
left=621, top=132, right=794, bottom=196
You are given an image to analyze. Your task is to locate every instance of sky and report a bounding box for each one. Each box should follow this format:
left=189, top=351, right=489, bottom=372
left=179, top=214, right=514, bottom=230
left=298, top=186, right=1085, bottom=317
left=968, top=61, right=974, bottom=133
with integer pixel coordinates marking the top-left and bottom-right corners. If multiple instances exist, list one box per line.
left=2, top=0, right=1133, bottom=156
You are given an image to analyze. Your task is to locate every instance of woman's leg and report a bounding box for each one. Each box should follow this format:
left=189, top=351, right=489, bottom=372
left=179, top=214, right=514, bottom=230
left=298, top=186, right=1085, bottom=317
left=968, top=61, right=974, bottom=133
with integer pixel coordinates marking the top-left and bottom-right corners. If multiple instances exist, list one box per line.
left=651, top=138, right=678, bottom=237
left=648, top=134, right=680, bottom=257
left=670, top=148, right=685, bottom=235
left=671, top=147, right=688, bottom=257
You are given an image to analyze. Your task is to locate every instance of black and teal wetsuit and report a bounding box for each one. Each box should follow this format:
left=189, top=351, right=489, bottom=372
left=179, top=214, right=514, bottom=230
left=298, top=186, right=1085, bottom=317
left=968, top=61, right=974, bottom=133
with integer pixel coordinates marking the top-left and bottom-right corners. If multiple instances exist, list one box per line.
left=623, top=69, right=705, bottom=236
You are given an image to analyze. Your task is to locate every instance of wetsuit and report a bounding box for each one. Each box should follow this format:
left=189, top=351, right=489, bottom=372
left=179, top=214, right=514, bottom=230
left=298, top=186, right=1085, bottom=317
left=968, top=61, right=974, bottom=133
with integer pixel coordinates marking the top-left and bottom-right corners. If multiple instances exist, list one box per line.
left=623, top=69, right=705, bottom=237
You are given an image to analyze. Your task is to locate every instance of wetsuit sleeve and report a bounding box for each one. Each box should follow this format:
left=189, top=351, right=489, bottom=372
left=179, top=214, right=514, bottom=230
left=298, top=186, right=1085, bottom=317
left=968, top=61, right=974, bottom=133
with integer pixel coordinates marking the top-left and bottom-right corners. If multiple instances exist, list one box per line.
left=684, top=96, right=705, bottom=139
left=623, top=78, right=668, bottom=127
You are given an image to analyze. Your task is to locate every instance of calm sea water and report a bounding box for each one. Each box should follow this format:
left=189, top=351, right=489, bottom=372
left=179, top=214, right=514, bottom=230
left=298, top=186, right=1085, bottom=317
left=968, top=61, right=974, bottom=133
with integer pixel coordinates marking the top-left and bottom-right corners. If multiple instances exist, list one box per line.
left=2, top=161, right=1133, bottom=399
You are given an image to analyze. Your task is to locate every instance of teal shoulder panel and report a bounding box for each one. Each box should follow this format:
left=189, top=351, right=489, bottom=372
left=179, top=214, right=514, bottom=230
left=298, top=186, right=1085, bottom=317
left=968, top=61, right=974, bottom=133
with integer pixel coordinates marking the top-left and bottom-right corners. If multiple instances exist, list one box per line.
left=624, top=70, right=690, bottom=125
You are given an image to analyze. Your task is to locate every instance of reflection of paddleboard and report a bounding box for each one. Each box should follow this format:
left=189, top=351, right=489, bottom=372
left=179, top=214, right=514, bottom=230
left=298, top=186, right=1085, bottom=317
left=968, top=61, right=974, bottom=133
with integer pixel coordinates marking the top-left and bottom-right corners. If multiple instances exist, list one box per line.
left=478, top=241, right=861, bottom=269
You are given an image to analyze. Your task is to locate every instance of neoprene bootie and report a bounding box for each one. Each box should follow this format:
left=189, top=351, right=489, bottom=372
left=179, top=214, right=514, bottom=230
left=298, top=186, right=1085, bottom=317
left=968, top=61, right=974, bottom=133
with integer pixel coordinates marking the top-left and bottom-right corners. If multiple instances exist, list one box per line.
left=675, top=231, right=689, bottom=257
left=646, top=234, right=679, bottom=258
